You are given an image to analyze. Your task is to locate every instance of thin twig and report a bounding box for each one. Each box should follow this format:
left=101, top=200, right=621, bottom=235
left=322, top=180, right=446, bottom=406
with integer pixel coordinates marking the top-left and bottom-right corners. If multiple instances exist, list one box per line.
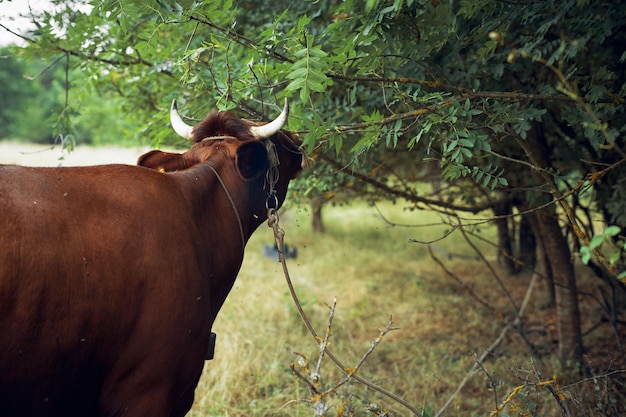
left=290, top=352, right=320, bottom=394
left=474, top=353, right=500, bottom=409
left=315, top=298, right=336, bottom=376
left=428, top=246, right=502, bottom=317
left=327, top=317, right=398, bottom=395
left=456, top=222, right=519, bottom=314
left=268, top=210, right=422, bottom=415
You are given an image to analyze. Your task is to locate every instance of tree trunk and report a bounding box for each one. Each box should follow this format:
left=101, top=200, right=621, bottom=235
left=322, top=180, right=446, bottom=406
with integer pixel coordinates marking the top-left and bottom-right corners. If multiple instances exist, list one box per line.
left=536, top=209, right=583, bottom=369
left=520, top=122, right=584, bottom=371
left=493, top=200, right=517, bottom=274
left=526, top=212, right=556, bottom=306
left=518, top=214, right=536, bottom=270
left=311, top=196, right=325, bottom=234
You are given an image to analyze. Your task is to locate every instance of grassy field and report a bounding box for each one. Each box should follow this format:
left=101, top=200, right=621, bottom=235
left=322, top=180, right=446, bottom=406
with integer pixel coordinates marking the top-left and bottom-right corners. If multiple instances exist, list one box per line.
left=188, top=199, right=624, bottom=417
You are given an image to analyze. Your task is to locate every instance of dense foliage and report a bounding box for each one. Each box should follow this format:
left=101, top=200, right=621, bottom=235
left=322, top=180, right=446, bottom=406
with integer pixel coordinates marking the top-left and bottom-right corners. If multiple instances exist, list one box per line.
left=0, top=47, right=64, bottom=142
left=1, top=0, right=625, bottom=409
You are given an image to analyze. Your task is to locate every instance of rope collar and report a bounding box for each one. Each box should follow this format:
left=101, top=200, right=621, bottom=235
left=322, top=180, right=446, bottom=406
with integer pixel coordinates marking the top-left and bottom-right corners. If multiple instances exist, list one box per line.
left=206, top=164, right=246, bottom=250
left=198, top=136, right=277, bottom=246
left=199, top=135, right=238, bottom=142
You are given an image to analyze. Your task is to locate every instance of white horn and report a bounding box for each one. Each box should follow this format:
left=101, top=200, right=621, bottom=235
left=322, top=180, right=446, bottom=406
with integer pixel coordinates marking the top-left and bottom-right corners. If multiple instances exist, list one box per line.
left=249, top=98, right=289, bottom=139
left=170, top=99, right=194, bottom=141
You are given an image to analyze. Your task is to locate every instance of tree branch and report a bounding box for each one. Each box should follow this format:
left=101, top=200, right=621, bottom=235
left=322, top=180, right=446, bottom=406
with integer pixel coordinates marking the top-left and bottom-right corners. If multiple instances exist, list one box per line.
left=315, top=151, right=500, bottom=214
left=188, top=14, right=293, bottom=63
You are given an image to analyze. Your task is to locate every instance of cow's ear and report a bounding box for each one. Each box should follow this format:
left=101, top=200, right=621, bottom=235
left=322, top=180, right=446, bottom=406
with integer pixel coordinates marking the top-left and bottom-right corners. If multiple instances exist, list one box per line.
left=138, top=150, right=186, bottom=172
left=236, top=141, right=268, bottom=180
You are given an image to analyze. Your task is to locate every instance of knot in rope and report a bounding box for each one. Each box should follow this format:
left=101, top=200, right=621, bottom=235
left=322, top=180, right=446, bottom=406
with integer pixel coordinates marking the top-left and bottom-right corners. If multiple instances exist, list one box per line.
left=267, top=209, right=285, bottom=248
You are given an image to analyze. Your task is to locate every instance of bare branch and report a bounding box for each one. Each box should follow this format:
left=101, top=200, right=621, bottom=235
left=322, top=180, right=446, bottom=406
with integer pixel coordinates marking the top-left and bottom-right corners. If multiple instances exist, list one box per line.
left=315, top=151, right=498, bottom=214
left=457, top=223, right=519, bottom=315
left=315, top=298, right=336, bottom=377
left=428, top=246, right=502, bottom=317
left=268, top=210, right=422, bottom=415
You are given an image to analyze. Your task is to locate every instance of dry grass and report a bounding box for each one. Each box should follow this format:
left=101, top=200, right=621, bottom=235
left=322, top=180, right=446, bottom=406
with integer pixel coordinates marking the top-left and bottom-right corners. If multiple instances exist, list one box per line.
left=191, top=200, right=625, bottom=417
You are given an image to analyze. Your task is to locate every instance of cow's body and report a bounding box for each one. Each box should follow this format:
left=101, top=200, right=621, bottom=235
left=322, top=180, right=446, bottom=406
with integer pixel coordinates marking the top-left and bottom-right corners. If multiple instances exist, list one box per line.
left=0, top=101, right=304, bottom=417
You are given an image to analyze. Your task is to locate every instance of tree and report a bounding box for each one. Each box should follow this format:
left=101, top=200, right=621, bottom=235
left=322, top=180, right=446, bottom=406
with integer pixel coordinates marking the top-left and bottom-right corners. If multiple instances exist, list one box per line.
left=0, top=46, right=138, bottom=146
left=0, top=46, right=67, bottom=142
left=5, top=0, right=625, bottom=374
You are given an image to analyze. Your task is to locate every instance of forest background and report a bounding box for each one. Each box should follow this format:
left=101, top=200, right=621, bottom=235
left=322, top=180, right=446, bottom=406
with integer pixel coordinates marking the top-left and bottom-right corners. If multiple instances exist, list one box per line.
left=0, top=0, right=625, bottom=415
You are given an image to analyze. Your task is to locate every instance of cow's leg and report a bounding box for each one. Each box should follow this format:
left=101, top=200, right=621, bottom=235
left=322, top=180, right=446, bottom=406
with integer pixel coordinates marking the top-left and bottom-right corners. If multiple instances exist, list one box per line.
left=99, top=363, right=204, bottom=417
left=99, top=382, right=177, bottom=417
left=99, top=384, right=199, bottom=417
left=169, top=369, right=203, bottom=417
left=169, top=388, right=196, bottom=417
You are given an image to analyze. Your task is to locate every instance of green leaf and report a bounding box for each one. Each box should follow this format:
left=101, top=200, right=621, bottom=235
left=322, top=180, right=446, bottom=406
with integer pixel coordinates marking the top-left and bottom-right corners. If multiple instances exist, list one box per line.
left=482, top=173, right=491, bottom=188
left=452, top=147, right=462, bottom=161
left=463, top=98, right=471, bottom=112
left=308, top=47, right=328, bottom=59
left=285, top=78, right=306, bottom=90
left=580, top=246, right=591, bottom=264
left=286, top=67, right=309, bottom=80
left=589, top=235, right=604, bottom=250
left=284, top=39, right=332, bottom=102
left=408, top=130, right=424, bottom=150
left=333, top=133, right=344, bottom=156
left=307, top=79, right=326, bottom=93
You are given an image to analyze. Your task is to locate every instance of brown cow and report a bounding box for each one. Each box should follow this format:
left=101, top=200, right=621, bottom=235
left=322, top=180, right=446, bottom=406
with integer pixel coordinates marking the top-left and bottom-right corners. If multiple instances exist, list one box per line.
left=0, top=99, right=305, bottom=417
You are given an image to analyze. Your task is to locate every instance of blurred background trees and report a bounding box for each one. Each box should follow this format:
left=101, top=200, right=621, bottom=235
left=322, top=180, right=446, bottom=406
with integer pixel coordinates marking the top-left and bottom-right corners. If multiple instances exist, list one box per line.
left=1, top=0, right=624, bottom=378
left=0, top=47, right=63, bottom=142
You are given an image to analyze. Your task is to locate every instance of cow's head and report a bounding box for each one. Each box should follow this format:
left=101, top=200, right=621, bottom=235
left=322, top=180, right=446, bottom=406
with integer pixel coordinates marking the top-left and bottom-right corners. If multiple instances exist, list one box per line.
left=138, top=99, right=311, bottom=226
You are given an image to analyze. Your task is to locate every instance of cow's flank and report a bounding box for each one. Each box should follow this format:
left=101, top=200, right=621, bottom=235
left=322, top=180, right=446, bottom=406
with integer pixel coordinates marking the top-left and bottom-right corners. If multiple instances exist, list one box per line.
left=0, top=99, right=305, bottom=417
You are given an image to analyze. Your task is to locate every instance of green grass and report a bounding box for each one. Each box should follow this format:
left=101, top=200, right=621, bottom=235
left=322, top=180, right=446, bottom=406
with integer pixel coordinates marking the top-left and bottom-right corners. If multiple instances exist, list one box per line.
left=189, top=200, right=624, bottom=417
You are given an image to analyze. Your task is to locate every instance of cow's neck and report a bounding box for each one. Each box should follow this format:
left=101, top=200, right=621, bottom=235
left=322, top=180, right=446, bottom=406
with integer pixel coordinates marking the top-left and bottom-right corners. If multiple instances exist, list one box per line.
left=179, top=160, right=265, bottom=317
left=182, top=160, right=249, bottom=238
